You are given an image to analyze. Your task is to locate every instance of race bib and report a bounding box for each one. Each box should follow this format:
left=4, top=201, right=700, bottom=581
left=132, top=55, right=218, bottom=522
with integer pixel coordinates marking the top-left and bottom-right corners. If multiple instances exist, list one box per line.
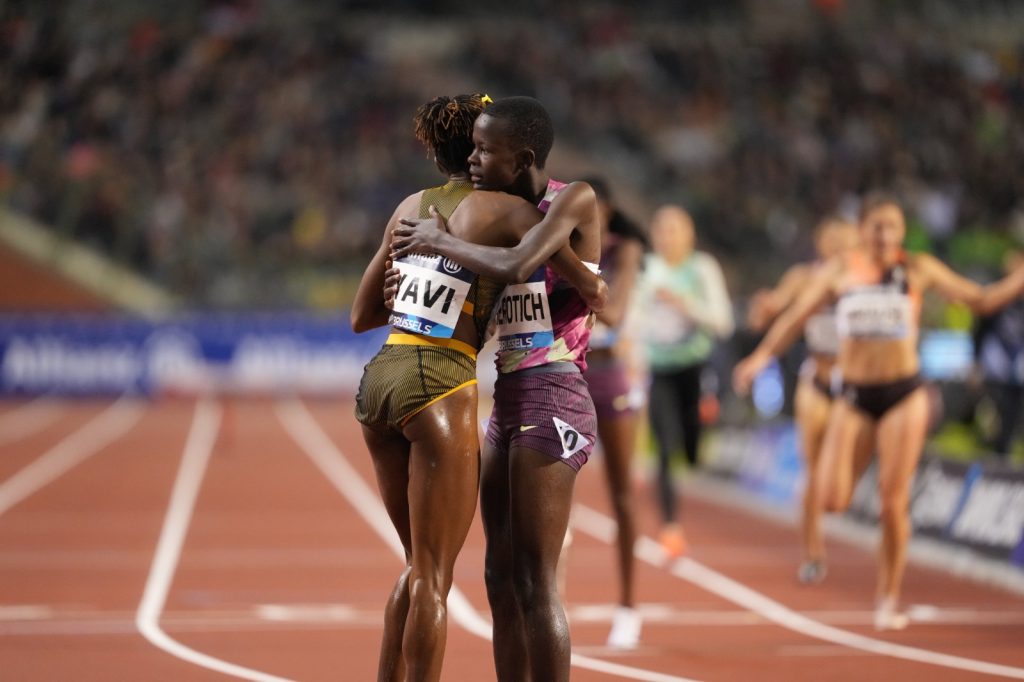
left=837, top=287, right=912, bottom=339
left=493, top=266, right=554, bottom=352
left=389, top=254, right=475, bottom=338
left=804, top=310, right=840, bottom=355
left=553, top=417, right=589, bottom=459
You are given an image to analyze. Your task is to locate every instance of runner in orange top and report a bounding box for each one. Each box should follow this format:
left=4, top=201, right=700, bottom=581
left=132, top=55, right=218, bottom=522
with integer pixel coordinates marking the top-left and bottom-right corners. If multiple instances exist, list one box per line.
left=747, top=217, right=859, bottom=585
left=734, top=192, right=1024, bottom=630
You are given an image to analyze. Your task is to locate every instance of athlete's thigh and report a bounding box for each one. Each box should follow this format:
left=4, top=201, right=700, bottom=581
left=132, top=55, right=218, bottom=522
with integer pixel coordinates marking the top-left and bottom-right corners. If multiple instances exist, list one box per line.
left=363, top=425, right=413, bottom=554
left=875, top=387, right=929, bottom=501
left=794, top=378, right=832, bottom=468
left=403, top=386, right=481, bottom=577
left=508, top=446, right=577, bottom=564
left=817, top=400, right=875, bottom=508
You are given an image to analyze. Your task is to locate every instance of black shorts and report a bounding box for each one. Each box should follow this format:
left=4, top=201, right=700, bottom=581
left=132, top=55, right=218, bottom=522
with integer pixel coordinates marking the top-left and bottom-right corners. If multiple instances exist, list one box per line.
left=840, top=374, right=922, bottom=421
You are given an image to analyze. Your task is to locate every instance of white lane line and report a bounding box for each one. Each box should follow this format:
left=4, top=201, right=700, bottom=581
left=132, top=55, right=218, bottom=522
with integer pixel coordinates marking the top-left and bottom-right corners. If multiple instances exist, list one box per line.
left=0, top=397, right=62, bottom=446
left=136, top=398, right=294, bottom=682
left=277, top=398, right=700, bottom=682
left=0, top=398, right=142, bottom=517
left=572, top=503, right=1024, bottom=680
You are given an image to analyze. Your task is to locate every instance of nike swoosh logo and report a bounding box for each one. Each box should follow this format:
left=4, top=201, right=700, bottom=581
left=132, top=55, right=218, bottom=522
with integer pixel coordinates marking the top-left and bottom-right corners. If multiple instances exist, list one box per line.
left=519, top=425, right=538, bottom=432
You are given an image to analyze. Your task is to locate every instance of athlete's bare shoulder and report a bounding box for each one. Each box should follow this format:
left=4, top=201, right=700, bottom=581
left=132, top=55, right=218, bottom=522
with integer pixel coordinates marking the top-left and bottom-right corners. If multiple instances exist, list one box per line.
left=457, top=190, right=541, bottom=246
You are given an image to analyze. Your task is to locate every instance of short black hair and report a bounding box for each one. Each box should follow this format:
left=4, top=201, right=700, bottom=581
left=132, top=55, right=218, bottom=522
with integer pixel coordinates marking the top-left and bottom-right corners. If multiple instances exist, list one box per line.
left=485, top=96, right=554, bottom=169
left=413, top=94, right=489, bottom=175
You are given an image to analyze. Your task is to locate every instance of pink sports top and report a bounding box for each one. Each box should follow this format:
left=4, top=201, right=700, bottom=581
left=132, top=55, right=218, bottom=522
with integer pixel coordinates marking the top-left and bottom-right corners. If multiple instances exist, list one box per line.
left=492, top=179, right=597, bottom=374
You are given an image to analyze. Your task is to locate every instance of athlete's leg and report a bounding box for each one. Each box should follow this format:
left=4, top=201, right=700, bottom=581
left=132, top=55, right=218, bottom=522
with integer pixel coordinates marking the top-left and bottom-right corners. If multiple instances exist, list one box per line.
left=363, top=425, right=412, bottom=682
left=648, top=370, right=683, bottom=523
left=508, top=447, right=577, bottom=682
left=817, top=400, right=876, bottom=513
left=793, top=378, right=831, bottom=568
left=598, top=410, right=643, bottom=647
left=399, top=386, right=481, bottom=681
left=598, top=412, right=639, bottom=608
left=874, top=387, right=928, bottom=610
left=480, top=439, right=527, bottom=682
left=678, top=364, right=703, bottom=468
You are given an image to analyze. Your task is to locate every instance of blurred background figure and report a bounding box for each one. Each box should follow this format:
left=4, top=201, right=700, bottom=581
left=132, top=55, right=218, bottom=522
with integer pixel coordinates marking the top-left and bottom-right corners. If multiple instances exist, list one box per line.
left=973, top=248, right=1024, bottom=460
left=747, top=216, right=860, bottom=585
left=579, top=177, right=648, bottom=649
left=637, top=204, right=733, bottom=559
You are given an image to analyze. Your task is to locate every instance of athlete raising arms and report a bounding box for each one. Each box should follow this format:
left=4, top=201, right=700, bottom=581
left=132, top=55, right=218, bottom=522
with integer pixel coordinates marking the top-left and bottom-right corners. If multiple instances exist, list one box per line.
left=391, top=96, right=602, bottom=682
left=734, top=193, right=1024, bottom=630
left=747, top=217, right=859, bottom=584
left=351, top=94, right=599, bottom=682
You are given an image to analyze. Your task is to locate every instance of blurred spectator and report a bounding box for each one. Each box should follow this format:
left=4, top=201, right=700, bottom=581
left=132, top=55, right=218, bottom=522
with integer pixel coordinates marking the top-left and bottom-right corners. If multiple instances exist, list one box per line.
left=973, top=249, right=1024, bottom=459
left=636, top=204, right=733, bottom=558
left=2, top=1, right=1023, bottom=308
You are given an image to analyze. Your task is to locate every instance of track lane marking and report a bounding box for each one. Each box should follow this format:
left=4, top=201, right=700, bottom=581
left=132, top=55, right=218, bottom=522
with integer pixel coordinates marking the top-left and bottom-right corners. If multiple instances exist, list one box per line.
left=136, top=398, right=295, bottom=682
left=0, top=397, right=62, bottom=446
left=572, top=503, right=1024, bottom=680
left=278, top=397, right=701, bottom=682
left=0, top=398, right=142, bottom=516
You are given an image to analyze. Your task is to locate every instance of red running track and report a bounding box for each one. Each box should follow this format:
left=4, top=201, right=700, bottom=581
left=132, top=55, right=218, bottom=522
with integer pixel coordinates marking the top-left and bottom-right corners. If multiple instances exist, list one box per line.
left=0, top=396, right=1022, bottom=681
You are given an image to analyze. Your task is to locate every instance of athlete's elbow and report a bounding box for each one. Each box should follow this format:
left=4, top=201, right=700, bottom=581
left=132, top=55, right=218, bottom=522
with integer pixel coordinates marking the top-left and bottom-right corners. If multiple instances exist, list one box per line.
left=350, top=308, right=374, bottom=334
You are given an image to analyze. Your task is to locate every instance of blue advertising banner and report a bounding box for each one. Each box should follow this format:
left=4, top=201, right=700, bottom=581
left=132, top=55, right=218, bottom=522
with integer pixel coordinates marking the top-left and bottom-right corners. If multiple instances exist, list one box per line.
left=0, top=313, right=389, bottom=396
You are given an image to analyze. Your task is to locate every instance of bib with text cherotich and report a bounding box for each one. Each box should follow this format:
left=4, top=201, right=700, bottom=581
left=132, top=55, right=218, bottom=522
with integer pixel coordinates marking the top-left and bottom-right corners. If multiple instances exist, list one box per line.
left=493, top=265, right=554, bottom=352
left=389, top=253, right=476, bottom=338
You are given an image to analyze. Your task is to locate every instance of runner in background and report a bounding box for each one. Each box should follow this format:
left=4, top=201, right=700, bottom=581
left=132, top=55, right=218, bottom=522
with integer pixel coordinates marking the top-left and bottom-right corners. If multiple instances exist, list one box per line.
left=636, top=205, right=734, bottom=560
left=579, top=177, right=648, bottom=648
left=734, top=192, right=1024, bottom=630
left=747, top=216, right=860, bottom=584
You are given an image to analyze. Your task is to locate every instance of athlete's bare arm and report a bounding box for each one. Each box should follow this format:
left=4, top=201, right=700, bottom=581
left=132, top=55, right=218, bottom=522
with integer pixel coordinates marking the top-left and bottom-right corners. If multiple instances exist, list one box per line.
left=351, top=193, right=420, bottom=333
left=915, top=252, right=1024, bottom=316
left=747, top=263, right=812, bottom=331
left=595, top=239, right=643, bottom=328
left=391, top=182, right=599, bottom=283
left=733, top=259, right=842, bottom=394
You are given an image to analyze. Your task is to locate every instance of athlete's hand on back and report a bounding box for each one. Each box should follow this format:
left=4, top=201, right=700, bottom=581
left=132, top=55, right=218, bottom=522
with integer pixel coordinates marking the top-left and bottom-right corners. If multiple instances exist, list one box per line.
left=383, top=263, right=399, bottom=310
left=392, top=205, right=450, bottom=259
left=587, top=277, right=609, bottom=314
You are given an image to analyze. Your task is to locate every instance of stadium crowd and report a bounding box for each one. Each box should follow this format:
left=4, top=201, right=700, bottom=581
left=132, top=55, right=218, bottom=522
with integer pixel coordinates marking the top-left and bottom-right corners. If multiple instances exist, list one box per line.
left=1, top=0, right=1022, bottom=309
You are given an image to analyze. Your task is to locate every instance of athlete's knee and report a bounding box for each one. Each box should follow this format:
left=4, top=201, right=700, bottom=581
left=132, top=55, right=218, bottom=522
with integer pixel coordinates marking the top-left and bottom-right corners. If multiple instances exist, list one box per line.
left=878, top=491, right=910, bottom=524
left=407, top=570, right=447, bottom=618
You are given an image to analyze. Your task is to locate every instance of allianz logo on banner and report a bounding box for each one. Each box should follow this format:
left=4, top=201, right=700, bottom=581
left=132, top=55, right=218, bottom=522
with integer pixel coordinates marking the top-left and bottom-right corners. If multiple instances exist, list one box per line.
left=0, top=316, right=386, bottom=395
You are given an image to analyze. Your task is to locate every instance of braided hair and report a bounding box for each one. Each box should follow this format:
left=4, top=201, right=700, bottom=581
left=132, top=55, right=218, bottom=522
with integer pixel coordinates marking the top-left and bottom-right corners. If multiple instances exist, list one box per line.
left=413, top=94, right=489, bottom=176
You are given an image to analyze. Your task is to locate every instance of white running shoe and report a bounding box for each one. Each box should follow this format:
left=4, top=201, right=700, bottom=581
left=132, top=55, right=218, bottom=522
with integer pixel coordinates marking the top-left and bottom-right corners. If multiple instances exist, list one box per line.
left=874, top=597, right=910, bottom=631
left=606, top=606, right=642, bottom=650
left=797, top=559, right=827, bottom=585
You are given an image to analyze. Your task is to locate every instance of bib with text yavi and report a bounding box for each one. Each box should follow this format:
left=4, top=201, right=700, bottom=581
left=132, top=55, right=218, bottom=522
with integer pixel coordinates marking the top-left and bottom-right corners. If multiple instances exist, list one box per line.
left=493, top=266, right=554, bottom=352
left=389, top=254, right=476, bottom=338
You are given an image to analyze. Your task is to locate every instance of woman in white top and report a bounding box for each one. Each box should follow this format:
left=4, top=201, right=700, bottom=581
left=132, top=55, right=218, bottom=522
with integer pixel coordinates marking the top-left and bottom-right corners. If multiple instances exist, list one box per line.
left=637, top=205, right=733, bottom=558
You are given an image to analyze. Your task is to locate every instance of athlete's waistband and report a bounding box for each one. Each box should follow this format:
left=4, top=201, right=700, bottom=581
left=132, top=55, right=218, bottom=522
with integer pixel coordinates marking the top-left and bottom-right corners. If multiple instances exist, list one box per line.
left=501, top=362, right=581, bottom=378
left=386, top=332, right=477, bottom=360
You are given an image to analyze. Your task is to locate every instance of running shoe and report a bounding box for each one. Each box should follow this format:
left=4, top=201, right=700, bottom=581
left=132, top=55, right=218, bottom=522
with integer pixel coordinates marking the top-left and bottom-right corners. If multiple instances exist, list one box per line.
left=874, top=596, right=910, bottom=631
left=797, top=559, right=827, bottom=585
left=658, top=524, right=688, bottom=560
left=606, top=606, right=643, bottom=650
